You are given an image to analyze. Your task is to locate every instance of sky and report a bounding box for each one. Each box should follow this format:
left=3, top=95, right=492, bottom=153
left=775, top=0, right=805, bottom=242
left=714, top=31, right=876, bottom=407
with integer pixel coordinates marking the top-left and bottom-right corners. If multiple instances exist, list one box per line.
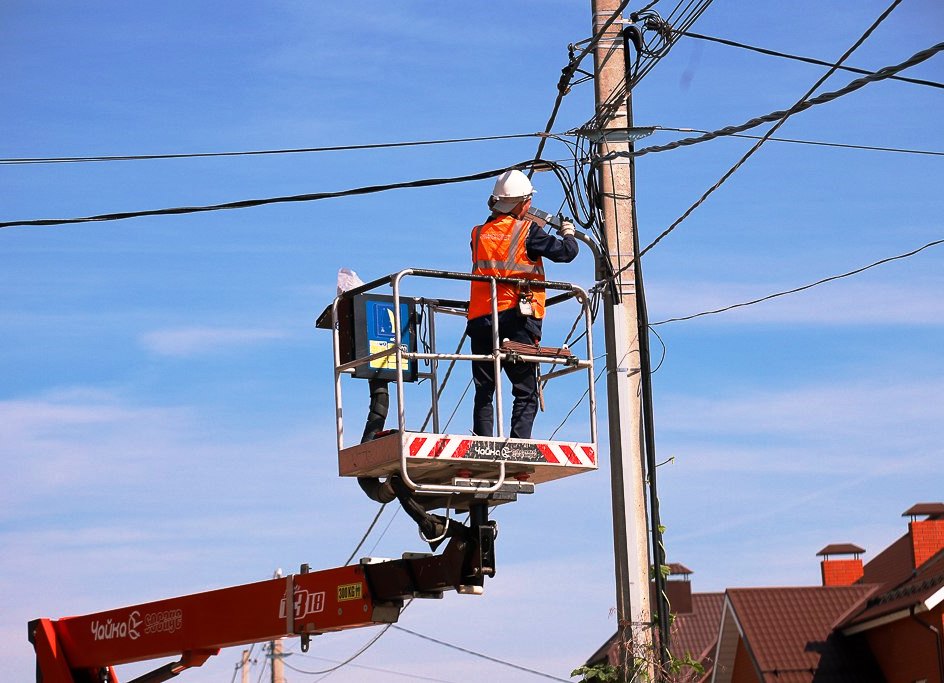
left=1, top=1, right=942, bottom=681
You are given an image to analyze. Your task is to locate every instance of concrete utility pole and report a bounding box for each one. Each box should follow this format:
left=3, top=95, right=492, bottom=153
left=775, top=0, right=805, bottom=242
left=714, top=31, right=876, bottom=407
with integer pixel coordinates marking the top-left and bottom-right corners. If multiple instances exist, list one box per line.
left=240, top=649, right=251, bottom=683
left=591, top=0, right=653, bottom=677
left=270, top=568, right=286, bottom=683
left=270, top=638, right=286, bottom=683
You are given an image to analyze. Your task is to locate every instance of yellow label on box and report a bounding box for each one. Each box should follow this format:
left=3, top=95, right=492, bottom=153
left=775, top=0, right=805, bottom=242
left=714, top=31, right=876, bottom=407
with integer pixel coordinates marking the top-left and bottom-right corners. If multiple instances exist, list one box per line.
left=369, top=340, right=406, bottom=370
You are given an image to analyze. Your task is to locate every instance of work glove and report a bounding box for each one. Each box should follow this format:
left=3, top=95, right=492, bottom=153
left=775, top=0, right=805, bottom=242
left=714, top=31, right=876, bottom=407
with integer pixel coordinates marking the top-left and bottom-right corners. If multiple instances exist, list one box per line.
left=557, top=217, right=576, bottom=238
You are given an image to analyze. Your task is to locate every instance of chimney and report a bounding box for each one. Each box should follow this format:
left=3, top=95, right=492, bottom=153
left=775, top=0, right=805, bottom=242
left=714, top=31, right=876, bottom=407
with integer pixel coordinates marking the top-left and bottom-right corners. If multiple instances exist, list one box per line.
left=903, top=503, right=944, bottom=569
left=817, top=544, right=865, bottom=586
left=650, top=563, right=694, bottom=615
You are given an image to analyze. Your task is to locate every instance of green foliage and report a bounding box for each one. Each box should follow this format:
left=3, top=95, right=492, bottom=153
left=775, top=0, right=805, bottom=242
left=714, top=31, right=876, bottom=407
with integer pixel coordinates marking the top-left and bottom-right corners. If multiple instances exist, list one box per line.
left=668, top=651, right=706, bottom=676
left=571, top=663, right=621, bottom=682
left=648, top=563, right=671, bottom=580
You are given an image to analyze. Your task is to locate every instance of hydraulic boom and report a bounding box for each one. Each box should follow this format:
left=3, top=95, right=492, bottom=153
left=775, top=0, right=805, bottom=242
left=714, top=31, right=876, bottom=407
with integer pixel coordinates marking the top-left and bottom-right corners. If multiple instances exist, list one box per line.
left=30, top=513, right=495, bottom=683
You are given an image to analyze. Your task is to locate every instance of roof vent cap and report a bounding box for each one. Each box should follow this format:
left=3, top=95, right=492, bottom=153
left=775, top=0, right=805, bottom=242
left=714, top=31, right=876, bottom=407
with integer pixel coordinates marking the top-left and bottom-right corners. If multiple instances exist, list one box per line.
left=903, top=503, right=944, bottom=521
left=816, top=543, right=865, bottom=560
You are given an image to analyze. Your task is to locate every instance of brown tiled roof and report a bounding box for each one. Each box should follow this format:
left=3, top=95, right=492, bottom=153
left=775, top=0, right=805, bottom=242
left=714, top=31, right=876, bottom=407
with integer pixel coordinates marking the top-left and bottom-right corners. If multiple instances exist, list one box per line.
left=860, top=532, right=913, bottom=588
left=725, top=586, right=882, bottom=682
left=843, top=549, right=944, bottom=629
left=585, top=592, right=723, bottom=670
left=671, top=592, right=724, bottom=662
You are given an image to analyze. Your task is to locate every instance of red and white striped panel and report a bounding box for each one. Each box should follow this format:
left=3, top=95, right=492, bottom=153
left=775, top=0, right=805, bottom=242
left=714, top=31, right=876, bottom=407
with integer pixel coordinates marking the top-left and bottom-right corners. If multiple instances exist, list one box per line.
left=535, top=442, right=597, bottom=466
left=404, top=434, right=596, bottom=467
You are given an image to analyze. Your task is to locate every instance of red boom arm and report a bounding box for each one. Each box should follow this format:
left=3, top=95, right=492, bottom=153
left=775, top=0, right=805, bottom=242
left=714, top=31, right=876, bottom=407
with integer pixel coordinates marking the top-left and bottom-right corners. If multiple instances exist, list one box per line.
left=30, top=514, right=496, bottom=683
left=30, top=564, right=395, bottom=683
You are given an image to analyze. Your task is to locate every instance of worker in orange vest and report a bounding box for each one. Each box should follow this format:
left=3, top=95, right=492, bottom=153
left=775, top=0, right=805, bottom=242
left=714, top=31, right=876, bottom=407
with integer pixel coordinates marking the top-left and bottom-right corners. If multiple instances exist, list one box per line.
left=467, top=169, right=579, bottom=439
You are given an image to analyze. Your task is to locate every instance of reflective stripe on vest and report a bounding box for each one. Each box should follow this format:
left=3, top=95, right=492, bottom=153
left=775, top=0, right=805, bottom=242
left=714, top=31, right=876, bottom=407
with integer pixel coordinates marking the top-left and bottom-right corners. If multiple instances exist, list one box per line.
left=468, top=215, right=546, bottom=320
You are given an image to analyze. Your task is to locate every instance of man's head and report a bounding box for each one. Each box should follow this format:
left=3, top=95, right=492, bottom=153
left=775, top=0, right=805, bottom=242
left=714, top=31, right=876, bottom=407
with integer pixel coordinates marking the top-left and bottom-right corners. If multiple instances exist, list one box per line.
left=489, top=169, right=533, bottom=218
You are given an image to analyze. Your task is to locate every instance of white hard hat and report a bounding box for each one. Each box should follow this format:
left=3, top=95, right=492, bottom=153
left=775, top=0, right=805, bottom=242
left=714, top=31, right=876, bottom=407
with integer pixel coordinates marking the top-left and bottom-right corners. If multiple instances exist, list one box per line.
left=491, top=169, right=534, bottom=200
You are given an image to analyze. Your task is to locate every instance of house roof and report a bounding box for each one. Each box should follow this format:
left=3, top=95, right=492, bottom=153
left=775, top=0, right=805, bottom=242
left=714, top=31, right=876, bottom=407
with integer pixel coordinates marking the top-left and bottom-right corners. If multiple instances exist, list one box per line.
left=670, top=592, right=724, bottom=662
left=859, top=532, right=914, bottom=588
left=843, top=548, right=944, bottom=632
left=715, top=586, right=882, bottom=683
left=585, top=592, right=724, bottom=671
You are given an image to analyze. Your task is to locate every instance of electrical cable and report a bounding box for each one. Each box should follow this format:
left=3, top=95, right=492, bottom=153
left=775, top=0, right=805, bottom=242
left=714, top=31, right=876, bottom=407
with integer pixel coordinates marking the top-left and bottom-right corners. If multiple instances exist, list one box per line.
left=343, top=504, right=387, bottom=566
left=631, top=0, right=715, bottom=86
left=420, top=333, right=467, bottom=432
left=229, top=627, right=258, bottom=678
left=442, top=378, right=473, bottom=433
left=548, top=355, right=608, bottom=441
left=609, top=0, right=911, bottom=281
left=649, top=324, right=667, bottom=372
left=677, top=29, right=944, bottom=90
left=255, top=654, right=269, bottom=683
left=586, top=0, right=714, bottom=126
left=628, top=40, right=944, bottom=159
left=651, top=237, right=944, bottom=325
left=0, top=132, right=556, bottom=166
left=0, top=159, right=567, bottom=229
left=367, top=505, right=401, bottom=555
left=280, top=624, right=395, bottom=676
left=656, top=126, right=944, bottom=157
left=391, top=625, right=572, bottom=682
left=531, top=0, right=634, bottom=169
left=286, top=653, right=459, bottom=683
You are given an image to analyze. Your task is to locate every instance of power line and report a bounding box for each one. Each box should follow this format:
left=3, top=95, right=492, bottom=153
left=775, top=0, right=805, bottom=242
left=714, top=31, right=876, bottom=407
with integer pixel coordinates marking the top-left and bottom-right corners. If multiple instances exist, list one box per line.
left=0, top=132, right=553, bottom=166
left=531, top=0, right=633, bottom=168
left=585, top=0, right=716, bottom=128
left=629, top=40, right=944, bottom=159
left=548, top=360, right=606, bottom=441
left=635, top=0, right=906, bottom=260
left=657, top=126, right=944, bottom=157
left=344, top=504, right=387, bottom=566
left=284, top=654, right=459, bottom=683
left=0, top=160, right=559, bottom=229
left=652, top=237, right=944, bottom=325
left=367, top=505, right=401, bottom=555
left=608, top=0, right=911, bottom=283
left=678, top=29, right=944, bottom=90
left=391, top=625, right=572, bottom=682
left=282, top=623, right=396, bottom=677
left=630, top=0, right=716, bottom=86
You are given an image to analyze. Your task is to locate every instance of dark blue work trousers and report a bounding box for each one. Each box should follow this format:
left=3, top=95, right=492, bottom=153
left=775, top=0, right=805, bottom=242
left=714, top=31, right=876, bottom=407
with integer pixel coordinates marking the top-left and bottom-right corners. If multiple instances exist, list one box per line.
left=467, top=311, right=539, bottom=439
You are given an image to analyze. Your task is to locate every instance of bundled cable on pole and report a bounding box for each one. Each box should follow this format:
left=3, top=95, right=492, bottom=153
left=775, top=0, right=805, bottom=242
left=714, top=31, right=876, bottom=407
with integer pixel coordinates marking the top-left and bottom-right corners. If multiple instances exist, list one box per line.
left=626, top=41, right=944, bottom=160
left=606, top=2, right=923, bottom=283
left=677, top=29, right=944, bottom=90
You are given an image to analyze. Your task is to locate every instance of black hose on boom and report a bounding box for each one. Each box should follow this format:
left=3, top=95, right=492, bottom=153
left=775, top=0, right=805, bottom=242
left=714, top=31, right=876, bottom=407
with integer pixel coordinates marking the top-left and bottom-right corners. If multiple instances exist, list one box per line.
left=357, top=379, right=397, bottom=504
left=356, top=379, right=465, bottom=549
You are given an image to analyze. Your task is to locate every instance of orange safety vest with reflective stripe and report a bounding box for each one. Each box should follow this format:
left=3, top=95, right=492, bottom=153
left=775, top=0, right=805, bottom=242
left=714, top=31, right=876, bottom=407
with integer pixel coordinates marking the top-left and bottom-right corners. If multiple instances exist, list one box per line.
left=467, top=214, right=546, bottom=320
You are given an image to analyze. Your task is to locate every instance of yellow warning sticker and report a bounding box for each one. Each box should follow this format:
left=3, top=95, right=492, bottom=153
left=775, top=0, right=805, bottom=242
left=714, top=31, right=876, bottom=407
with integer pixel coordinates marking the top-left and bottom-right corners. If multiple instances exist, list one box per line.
left=337, top=582, right=363, bottom=602
left=369, top=340, right=407, bottom=371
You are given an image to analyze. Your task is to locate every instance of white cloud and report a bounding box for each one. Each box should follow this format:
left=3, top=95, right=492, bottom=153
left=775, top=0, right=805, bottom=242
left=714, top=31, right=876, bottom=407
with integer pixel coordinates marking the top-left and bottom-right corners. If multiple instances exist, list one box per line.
left=138, top=326, right=288, bottom=356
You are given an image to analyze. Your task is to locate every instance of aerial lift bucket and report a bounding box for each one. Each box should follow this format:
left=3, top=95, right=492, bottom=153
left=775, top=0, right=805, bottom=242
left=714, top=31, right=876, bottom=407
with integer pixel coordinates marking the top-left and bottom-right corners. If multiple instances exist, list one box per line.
left=324, top=268, right=598, bottom=513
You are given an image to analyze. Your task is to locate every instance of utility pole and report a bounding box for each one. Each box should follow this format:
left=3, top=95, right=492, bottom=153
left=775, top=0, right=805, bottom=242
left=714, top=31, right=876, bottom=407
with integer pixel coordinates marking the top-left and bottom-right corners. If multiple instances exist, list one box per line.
left=270, top=569, right=286, bottom=683
left=240, top=649, right=251, bottom=683
left=591, top=0, right=654, bottom=678
left=270, top=638, right=286, bottom=683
